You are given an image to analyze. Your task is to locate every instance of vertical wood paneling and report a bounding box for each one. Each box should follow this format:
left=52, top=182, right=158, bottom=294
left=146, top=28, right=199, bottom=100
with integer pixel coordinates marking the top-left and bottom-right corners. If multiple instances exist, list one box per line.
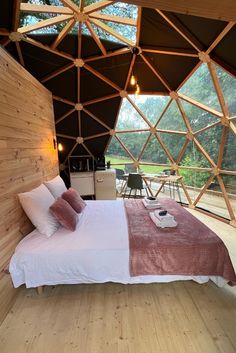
left=0, top=47, right=58, bottom=323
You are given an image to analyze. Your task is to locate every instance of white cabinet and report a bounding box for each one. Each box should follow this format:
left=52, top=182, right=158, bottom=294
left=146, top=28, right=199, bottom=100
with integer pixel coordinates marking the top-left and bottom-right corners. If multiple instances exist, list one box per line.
left=70, top=172, right=94, bottom=196
left=95, top=169, right=116, bottom=200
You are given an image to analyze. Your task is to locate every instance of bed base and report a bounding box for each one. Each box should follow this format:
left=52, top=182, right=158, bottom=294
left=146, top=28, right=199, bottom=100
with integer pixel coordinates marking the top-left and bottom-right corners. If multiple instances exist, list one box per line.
left=36, top=286, right=43, bottom=295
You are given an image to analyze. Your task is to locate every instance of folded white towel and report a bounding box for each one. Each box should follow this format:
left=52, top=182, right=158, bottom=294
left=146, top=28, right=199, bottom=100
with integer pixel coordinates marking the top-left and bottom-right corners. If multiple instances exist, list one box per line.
left=142, top=199, right=161, bottom=209
left=144, top=196, right=159, bottom=204
left=154, top=210, right=174, bottom=221
left=150, top=212, right=177, bottom=228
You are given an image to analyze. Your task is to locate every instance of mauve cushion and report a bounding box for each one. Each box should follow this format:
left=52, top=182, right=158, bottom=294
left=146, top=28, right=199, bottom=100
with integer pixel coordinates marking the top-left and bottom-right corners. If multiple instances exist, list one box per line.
left=50, top=198, right=78, bottom=231
left=62, top=188, right=86, bottom=213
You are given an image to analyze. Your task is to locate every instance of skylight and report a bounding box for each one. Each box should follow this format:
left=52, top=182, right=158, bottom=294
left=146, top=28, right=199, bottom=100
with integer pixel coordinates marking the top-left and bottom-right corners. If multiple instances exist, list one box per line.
left=20, top=0, right=137, bottom=45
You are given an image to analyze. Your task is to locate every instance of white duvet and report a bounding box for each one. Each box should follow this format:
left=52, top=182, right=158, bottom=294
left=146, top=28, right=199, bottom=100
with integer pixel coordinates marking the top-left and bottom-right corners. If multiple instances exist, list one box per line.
left=9, top=200, right=227, bottom=288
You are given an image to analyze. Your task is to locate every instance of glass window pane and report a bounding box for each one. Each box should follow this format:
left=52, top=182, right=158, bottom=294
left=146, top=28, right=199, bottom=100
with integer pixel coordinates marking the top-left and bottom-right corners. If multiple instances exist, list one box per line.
left=129, top=95, right=170, bottom=125
left=140, top=135, right=170, bottom=164
left=159, top=132, right=186, bottom=161
left=216, top=65, right=236, bottom=116
left=222, top=130, right=236, bottom=171
left=179, top=140, right=212, bottom=168
left=157, top=100, right=186, bottom=131
left=118, top=132, right=150, bottom=159
left=181, top=100, right=218, bottom=132
left=196, top=125, right=222, bottom=164
left=106, top=136, right=133, bottom=163
left=179, top=63, right=221, bottom=111
left=116, top=98, right=150, bottom=130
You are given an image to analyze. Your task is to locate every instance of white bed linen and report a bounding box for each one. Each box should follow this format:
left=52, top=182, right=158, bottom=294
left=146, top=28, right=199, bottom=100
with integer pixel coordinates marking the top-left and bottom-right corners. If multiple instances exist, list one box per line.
left=9, top=200, right=227, bottom=288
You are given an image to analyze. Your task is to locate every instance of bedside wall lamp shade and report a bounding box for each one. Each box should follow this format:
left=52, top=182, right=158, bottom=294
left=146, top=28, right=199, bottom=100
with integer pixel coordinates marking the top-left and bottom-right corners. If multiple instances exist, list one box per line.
left=58, top=143, right=63, bottom=152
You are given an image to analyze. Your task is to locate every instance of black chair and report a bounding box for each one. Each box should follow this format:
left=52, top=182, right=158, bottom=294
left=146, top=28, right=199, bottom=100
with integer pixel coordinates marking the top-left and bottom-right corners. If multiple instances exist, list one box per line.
left=115, top=168, right=125, bottom=193
left=115, top=168, right=125, bottom=180
left=162, top=169, right=176, bottom=176
left=123, top=173, right=149, bottom=198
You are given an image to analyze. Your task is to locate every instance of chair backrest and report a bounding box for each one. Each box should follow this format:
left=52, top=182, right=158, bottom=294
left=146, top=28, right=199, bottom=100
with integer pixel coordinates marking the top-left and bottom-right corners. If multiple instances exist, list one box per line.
left=127, top=173, right=143, bottom=189
left=124, top=164, right=137, bottom=174
left=163, top=169, right=176, bottom=176
left=115, top=168, right=125, bottom=180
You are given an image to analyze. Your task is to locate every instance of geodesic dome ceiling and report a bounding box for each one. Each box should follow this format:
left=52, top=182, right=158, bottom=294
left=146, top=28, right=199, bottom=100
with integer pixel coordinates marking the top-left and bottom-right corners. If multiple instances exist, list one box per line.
left=1, top=0, right=236, bottom=224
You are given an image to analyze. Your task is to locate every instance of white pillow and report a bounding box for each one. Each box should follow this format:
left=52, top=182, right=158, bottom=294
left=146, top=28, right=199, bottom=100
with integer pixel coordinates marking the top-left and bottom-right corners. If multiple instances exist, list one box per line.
left=18, top=184, right=60, bottom=237
left=44, top=175, right=67, bottom=198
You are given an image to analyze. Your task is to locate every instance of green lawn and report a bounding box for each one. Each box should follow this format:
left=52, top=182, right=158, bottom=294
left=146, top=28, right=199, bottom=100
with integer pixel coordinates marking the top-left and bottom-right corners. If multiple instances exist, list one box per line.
left=106, top=155, right=166, bottom=174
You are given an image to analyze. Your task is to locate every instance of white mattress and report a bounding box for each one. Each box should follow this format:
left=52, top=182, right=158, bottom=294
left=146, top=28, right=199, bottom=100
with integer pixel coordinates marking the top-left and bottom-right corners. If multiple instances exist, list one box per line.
left=9, top=200, right=227, bottom=288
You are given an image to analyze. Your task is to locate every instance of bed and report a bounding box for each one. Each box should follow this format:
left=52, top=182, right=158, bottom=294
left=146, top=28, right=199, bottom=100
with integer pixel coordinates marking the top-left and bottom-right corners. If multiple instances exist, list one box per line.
left=9, top=198, right=236, bottom=289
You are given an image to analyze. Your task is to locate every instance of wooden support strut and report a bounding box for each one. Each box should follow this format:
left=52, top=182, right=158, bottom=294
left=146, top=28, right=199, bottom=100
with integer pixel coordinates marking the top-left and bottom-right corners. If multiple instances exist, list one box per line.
left=41, top=62, right=75, bottom=83
left=125, top=54, right=136, bottom=90
left=140, top=53, right=172, bottom=91
left=115, top=135, right=136, bottom=161
left=56, top=108, right=76, bottom=125
left=51, top=19, right=75, bottom=50
left=138, top=133, right=152, bottom=161
left=193, top=174, right=216, bottom=206
left=208, top=61, right=230, bottom=117
left=82, top=107, right=111, bottom=130
left=156, top=9, right=203, bottom=52
left=142, top=48, right=198, bottom=58
left=84, top=64, right=121, bottom=91
left=127, top=96, right=153, bottom=128
left=83, top=93, right=120, bottom=106
left=17, top=14, right=74, bottom=34
left=206, top=22, right=235, bottom=54
left=217, top=175, right=236, bottom=221
left=85, top=21, right=107, bottom=56
left=178, top=92, right=223, bottom=119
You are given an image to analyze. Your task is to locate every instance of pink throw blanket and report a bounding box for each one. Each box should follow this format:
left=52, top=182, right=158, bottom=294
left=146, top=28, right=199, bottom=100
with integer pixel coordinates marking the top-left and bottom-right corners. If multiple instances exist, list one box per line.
left=124, top=199, right=236, bottom=285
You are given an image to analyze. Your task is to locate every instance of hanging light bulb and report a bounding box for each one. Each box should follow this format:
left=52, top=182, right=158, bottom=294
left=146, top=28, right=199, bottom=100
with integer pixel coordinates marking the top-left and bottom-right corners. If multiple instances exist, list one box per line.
left=130, top=72, right=136, bottom=86
left=135, top=83, right=140, bottom=97
left=58, top=143, right=63, bottom=152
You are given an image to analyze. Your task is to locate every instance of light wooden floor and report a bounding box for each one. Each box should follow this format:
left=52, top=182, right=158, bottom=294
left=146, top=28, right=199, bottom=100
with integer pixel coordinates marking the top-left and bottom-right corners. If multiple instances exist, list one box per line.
left=0, top=210, right=236, bottom=353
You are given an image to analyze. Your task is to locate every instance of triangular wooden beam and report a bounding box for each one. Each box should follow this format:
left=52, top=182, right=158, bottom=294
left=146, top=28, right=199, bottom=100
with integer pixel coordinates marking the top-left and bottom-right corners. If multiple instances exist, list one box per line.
left=18, top=14, right=74, bottom=34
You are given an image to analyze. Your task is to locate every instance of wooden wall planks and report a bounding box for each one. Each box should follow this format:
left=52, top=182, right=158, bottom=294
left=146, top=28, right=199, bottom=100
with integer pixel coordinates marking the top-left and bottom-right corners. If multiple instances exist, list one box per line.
left=0, top=47, right=58, bottom=324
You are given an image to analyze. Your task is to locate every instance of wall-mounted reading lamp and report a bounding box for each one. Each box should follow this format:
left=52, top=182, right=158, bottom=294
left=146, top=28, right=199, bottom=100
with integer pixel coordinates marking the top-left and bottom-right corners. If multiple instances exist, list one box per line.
left=58, top=143, right=63, bottom=152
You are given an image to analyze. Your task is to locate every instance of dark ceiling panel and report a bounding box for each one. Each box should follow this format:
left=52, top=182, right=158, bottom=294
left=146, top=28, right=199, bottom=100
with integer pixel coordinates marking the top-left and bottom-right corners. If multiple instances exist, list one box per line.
left=88, top=53, right=132, bottom=89
left=4, top=42, right=18, bottom=61
left=81, top=34, right=125, bottom=59
left=173, top=13, right=227, bottom=49
left=0, top=0, right=14, bottom=31
left=86, top=97, right=121, bottom=128
left=129, top=55, right=169, bottom=93
left=212, top=26, right=236, bottom=76
left=84, top=135, right=110, bottom=156
left=140, top=8, right=195, bottom=51
left=144, top=52, right=199, bottom=90
left=44, top=67, right=77, bottom=102
left=80, top=68, right=117, bottom=102
left=71, top=144, right=91, bottom=156
left=54, top=100, right=74, bottom=120
left=56, top=111, right=79, bottom=137
left=20, top=39, right=71, bottom=80
left=58, top=34, right=78, bottom=57
left=81, top=111, right=109, bottom=137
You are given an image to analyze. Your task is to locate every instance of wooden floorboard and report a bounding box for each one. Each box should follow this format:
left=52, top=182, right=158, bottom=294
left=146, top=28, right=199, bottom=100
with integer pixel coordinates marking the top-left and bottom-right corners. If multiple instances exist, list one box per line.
left=0, top=210, right=236, bottom=353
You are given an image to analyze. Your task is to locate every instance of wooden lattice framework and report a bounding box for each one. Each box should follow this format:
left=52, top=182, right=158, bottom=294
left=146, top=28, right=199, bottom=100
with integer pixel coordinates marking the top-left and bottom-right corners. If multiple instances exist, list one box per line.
left=1, top=0, right=236, bottom=226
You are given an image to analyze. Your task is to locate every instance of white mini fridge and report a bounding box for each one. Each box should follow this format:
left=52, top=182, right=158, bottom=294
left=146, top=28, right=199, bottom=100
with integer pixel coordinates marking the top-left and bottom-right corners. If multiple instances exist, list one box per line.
left=95, top=169, right=116, bottom=200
